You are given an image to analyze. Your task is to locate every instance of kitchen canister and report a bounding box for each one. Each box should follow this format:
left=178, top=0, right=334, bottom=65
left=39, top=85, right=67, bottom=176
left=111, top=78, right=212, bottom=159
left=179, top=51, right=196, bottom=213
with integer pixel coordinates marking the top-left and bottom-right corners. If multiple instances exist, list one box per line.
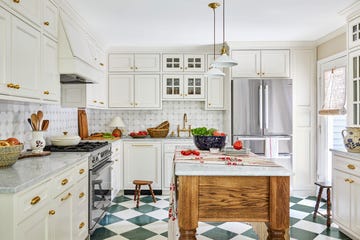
left=342, top=126, right=360, bottom=152
left=30, top=131, right=46, bottom=153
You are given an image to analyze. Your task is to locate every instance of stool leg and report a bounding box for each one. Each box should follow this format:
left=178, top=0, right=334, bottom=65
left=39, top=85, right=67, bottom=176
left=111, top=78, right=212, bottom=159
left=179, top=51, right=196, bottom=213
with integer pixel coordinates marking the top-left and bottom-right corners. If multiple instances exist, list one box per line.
left=136, top=185, right=141, bottom=208
left=327, top=188, right=331, bottom=227
left=134, top=185, right=138, bottom=201
left=313, top=186, right=323, bottom=219
left=148, top=184, right=156, bottom=203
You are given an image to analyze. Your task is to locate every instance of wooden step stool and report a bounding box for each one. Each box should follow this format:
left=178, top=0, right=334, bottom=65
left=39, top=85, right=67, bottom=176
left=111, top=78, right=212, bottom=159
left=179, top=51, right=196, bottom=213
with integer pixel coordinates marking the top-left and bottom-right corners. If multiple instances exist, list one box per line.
left=313, top=181, right=332, bottom=227
left=133, top=180, right=156, bottom=208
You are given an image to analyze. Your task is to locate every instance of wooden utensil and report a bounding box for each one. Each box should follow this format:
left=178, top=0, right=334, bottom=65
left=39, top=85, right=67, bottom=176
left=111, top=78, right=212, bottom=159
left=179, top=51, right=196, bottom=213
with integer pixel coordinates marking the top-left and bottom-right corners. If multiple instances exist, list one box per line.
left=31, top=114, right=38, bottom=131
left=27, top=118, right=34, bottom=130
left=42, top=120, right=49, bottom=131
left=37, top=110, right=43, bottom=130
left=78, top=109, right=89, bottom=139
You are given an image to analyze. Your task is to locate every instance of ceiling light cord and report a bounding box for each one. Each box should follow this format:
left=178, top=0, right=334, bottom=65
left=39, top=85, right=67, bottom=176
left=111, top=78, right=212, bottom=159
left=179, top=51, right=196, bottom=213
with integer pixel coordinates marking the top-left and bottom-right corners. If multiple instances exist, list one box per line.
left=222, top=0, right=225, bottom=49
left=213, top=7, right=216, bottom=61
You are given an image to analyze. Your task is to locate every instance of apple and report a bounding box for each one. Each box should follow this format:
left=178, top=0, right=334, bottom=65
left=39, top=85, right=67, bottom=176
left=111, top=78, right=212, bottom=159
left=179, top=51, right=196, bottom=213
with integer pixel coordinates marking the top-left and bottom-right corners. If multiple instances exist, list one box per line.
left=112, top=132, right=120, bottom=137
left=233, top=140, right=243, bottom=150
left=6, top=137, right=20, bottom=145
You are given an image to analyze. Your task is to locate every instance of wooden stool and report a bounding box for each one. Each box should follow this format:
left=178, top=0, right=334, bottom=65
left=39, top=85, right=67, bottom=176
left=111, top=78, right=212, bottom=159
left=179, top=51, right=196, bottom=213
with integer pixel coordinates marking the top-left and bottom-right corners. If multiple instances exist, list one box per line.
left=132, top=180, right=156, bottom=208
left=313, top=181, right=332, bottom=227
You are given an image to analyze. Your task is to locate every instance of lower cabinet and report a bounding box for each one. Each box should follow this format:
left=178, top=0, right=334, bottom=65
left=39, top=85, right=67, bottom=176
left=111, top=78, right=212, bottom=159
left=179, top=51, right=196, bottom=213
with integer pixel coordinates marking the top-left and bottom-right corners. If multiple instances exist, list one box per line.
left=123, top=141, right=162, bottom=189
left=332, top=152, right=360, bottom=239
left=111, top=140, right=123, bottom=199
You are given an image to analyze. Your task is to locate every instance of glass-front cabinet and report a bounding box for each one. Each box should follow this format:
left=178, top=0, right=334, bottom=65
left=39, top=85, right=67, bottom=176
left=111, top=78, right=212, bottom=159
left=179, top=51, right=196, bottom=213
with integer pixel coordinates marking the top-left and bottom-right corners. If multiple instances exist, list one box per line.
left=162, top=75, right=204, bottom=100
left=162, top=54, right=204, bottom=72
left=349, top=16, right=360, bottom=50
left=350, top=51, right=360, bottom=125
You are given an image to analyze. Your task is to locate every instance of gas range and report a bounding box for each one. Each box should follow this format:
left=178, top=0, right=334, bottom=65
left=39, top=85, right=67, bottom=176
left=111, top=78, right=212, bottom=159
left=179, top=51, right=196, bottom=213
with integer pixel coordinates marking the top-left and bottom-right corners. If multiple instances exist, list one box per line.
left=44, top=141, right=112, bottom=168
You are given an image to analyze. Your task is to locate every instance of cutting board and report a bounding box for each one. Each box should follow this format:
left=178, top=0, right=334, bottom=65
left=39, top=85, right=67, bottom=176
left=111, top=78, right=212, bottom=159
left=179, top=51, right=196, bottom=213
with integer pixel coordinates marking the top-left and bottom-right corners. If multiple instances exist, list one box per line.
left=19, top=151, right=51, bottom=159
left=78, top=109, right=89, bottom=139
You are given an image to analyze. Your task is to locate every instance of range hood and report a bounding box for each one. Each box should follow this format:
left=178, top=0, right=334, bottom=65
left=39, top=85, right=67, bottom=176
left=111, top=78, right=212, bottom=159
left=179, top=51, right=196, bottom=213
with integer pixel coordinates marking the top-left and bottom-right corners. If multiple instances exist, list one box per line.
left=58, top=11, right=101, bottom=84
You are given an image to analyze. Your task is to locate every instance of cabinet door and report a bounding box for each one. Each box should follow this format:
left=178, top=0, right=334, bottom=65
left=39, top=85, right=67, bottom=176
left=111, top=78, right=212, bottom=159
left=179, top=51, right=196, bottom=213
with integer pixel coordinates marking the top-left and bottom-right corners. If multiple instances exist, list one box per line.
left=163, top=152, right=174, bottom=190
left=134, top=75, right=160, bottom=108
left=111, top=158, right=121, bottom=200
left=231, top=50, right=260, bottom=78
left=72, top=177, right=88, bottom=240
left=108, top=74, right=134, bottom=108
left=43, top=0, right=58, bottom=39
left=184, top=54, right=205, bottom=72
left=162, top=75, right=183, bottom=99
left=0, top=7, right=10, bottom=95
left=184, top=75, right=205, bottom=99
left=123, top=142, right=162, bottom=189
left=16, top=208, right=49, bottom=240
left=349, top=51, right=360, bottom=125
left=11, top=0, right=41, bottom=25
left=88, top=75, right=107, bottom=108
left=12, top=17, right=41, bottom=99
left=261, top=50, right=290, bottom=78
left=163, top=54, right=183, bottom=72
left=135, top=53, right=160, bottom=72
left=333, top=170, right=351, bottom=228
left=108, top=53, right=134, bottom=72
left=41, top=36, right=60, bottom=102
left=351, top=174, right=360, bottom=235
left=349, top=16, right=360, bottom=50
left=206, top=76, right=224, bottom=109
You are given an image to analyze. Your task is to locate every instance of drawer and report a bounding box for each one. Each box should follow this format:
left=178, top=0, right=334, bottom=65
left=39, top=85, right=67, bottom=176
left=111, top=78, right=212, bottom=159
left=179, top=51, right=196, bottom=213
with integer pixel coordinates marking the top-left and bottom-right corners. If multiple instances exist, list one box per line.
left=333, top=155, right=360, bottom=177
left=111, top=141, right=122, bottom=155
left=50, top=167, right=74, bottom=198
left=15, top=179, right=50, bottom=222
left=73, top=160, right=88, bottom=182
left=73, top=177, right=88, bottom=209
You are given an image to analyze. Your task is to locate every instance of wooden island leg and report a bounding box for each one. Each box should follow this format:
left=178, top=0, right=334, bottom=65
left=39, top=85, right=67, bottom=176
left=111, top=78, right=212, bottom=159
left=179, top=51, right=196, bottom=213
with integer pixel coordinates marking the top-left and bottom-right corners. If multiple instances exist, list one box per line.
left=267, top=176, right=290, bottom=240
left=177, top=176, right=199, bottom=240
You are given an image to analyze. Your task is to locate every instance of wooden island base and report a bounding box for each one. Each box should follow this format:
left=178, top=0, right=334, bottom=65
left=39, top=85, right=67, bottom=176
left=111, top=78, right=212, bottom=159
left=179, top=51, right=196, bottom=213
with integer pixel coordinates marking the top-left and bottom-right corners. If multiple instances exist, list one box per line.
left=177, top=176, right=290, bottom=240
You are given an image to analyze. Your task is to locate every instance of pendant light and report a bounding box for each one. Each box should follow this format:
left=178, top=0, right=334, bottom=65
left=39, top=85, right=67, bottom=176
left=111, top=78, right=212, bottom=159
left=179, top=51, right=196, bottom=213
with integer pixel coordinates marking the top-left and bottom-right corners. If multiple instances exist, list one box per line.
left=213, top=0, right=237, bottom=68
left=206, top=2, right=225, bottom=77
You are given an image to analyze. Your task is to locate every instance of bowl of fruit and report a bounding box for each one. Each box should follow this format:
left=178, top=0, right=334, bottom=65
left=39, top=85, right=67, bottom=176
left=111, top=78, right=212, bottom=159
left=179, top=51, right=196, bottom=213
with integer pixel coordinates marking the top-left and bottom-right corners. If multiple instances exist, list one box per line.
left=191, top=127, right=226, bottom=151
left=129, top=130, right=148, bottom=138
left=0, top=137, right=23, bottom=168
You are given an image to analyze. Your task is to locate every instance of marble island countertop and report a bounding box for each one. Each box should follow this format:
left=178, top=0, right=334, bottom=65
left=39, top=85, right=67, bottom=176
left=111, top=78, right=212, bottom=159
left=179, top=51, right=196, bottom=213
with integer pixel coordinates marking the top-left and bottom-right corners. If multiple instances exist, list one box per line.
left=0, top=152, right=90, bottom=194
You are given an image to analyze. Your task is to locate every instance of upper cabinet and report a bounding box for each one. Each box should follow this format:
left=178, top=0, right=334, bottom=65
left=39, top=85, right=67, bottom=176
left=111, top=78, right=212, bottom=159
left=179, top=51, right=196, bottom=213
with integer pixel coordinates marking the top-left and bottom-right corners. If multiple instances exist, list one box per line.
left=10, top=0, right=42, bottom=26
left=0, top=7, right=10, bottom=95
left=232, top=49, right=290, bottom=78
left=349, top=16, right=360, bottom=50
left=162, top=75, right=205, bottom=100
left=108, top=53, right=160, bottom=72
left=206, top=76, right=224, bottom=110
left=162, top=54, right=205, bottom=72
left=43, top=0, right=58, bottom=40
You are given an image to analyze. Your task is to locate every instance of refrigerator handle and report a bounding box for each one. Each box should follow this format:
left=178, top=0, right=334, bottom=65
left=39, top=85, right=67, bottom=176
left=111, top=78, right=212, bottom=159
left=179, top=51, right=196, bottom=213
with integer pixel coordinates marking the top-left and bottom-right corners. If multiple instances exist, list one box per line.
left=259, top=85, right=263, bottom=129
left=265, top=84, right=269, bottom=129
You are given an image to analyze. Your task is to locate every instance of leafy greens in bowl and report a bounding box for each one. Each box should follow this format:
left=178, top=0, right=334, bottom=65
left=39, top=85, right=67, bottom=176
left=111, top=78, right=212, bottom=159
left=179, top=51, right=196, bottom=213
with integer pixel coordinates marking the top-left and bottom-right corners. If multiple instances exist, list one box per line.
left=191, top=127, right=217, bottom=136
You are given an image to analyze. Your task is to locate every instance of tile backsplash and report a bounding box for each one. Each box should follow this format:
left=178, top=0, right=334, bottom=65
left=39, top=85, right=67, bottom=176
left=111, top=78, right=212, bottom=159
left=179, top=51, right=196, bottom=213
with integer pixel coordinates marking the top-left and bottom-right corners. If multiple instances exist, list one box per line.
left=0, top=101, right=224, bottom=148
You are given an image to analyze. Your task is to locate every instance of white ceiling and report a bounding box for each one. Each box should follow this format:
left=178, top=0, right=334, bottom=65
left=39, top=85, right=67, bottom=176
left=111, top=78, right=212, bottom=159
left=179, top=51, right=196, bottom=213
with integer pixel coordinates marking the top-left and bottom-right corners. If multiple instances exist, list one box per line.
left=67, top=0, right=357, bottom=49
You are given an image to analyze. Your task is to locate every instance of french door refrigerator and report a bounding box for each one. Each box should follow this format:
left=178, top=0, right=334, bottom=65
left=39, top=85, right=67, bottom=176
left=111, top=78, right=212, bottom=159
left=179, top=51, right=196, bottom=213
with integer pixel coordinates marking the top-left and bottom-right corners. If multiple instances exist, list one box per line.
left=231, top=78, right=293, bottom=156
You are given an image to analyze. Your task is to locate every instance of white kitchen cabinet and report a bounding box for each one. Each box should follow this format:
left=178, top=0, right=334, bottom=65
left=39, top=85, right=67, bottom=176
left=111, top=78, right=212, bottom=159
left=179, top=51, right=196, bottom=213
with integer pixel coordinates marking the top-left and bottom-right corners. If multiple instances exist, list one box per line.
left=232, top=49, right=290, bottom=78
left=349, top=50, right=360, bottom=125
left=108, top=53, right=160, bottom=72
left=43, top=0, right=58, bottom=40
left=16, top=207, right=50, bottom=240
left=163, top=54, right=205, bottom=72
left=332, top=152, right=360, bottom=239
left=207, top=54, right=221, bottom=70
left=88, top=37, right=106, bottom=71
left=41, top=36, right=59, bottom=102
left=206, top=76, right=224, bottom=110
left=11, top=0, right=41, bottom=25
left=162, top=75, right=205, bottom=100
left=0, top=7, right=10, bottom=95
left=123, top=141, right=162, bottom=189
left=348, top=16, right=360, bottom=50
left=109, top=74, right=161, bottom=109
left=111, top=140, right=123, bottom=200
left=11, top=16, right=41, bottom=99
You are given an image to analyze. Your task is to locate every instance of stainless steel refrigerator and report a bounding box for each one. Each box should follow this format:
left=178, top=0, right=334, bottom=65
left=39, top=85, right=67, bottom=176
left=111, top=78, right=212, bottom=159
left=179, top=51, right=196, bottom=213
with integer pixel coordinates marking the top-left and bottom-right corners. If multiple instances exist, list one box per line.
left=231, top=78, right=292, bottom=156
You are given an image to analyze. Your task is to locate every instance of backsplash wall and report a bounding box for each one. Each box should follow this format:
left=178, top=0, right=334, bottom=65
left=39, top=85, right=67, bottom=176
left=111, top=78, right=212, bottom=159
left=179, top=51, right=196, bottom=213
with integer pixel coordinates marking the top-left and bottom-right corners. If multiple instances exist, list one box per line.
left=0, top=101, right=224, bottom=148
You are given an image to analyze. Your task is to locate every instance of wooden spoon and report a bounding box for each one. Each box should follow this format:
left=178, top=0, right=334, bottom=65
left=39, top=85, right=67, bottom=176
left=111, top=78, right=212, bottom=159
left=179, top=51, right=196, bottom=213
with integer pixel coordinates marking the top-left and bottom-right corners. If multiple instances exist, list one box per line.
left=42, top=120, right=49, bottom=131
left=37, top=110, right=43, bottom=131
left=31, top=113, right=38, bottom=131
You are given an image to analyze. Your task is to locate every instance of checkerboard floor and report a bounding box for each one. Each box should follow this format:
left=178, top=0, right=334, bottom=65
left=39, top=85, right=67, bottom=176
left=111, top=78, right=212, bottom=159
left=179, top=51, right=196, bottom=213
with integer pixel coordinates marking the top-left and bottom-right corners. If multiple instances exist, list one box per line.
left=90, top=194, right=352, bottom=240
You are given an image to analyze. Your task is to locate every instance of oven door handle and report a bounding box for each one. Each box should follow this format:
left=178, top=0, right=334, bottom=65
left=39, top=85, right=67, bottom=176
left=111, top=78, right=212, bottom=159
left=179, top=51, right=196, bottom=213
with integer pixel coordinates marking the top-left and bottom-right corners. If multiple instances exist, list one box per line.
left=91, top=161, right=113, bottom=175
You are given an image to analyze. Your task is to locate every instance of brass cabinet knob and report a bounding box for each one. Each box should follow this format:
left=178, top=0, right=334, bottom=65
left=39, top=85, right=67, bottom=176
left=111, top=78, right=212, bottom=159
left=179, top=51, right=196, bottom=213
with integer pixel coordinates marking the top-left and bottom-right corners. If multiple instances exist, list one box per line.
left=130, top=102, right=134, bottom=106
left=347, top=164, right=356, bottom=170
left=257, top=72, right=260, bottom=75
left=135, top=102, right=138, bottom=106
left=180, top=67, right=183, bottom=69
left=30, top=196, right=41, bottom=205
left=135, top=67, right=138, bottom=70
left=61, top=192, right=72, bottom=201
left=7, top=83, right=14, bottom=88
left=116, top=148, right=119, bottom=151
left=99, top=101, right=104, bottom=104
left=13, top=0, right=20, bottom=3
left=79, top=192, right=85, bottom=198
left=43, top=21, right=50, bottom=26
left=79, top=222, right=85, bottom=229
left=262, top=72, right=265, bottom=75
left=99, top=63, right=104, bottom=66
left=14, top=84, right=20, bottom=89
left=43, top=90, right=49, bottom=95
left=79, top=169, right=85, bottom=174
left=93, top=100, right=97, bottom=103
left=61, top=178, right=69, bottom=186
left=349, top=179, right=355, bottom=183
left=208, top=103, right=211, bottom=106
left=49, top=210, right=56, bottom=215
left=130, top=66, right=134, bottom=70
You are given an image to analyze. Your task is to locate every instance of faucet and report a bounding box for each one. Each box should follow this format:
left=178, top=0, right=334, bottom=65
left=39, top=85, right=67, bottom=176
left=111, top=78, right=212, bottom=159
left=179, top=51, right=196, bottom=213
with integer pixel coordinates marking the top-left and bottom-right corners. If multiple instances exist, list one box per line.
left=177, top=113, right=191, bottom=137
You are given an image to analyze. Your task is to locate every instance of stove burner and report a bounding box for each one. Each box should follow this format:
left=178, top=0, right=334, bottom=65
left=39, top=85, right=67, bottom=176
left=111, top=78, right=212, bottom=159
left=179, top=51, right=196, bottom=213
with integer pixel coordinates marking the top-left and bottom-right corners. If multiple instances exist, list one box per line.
left=44, top=141, right=109, bottom=152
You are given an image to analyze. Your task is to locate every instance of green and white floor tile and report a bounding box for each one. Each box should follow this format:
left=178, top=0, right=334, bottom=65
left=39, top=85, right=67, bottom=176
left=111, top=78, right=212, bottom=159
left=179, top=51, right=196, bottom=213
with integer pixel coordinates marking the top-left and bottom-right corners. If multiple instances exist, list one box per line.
left=90, top=194, right=352, bottom=240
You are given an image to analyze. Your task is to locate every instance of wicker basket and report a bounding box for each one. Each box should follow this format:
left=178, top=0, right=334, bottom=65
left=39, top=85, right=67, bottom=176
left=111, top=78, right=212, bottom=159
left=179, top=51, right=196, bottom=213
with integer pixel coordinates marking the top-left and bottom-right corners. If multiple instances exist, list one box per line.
left=0, top=144, right=23, bottom=168
left=155, top=121, right=170, bottom=129
left=147, top=128, right=169, bottom=138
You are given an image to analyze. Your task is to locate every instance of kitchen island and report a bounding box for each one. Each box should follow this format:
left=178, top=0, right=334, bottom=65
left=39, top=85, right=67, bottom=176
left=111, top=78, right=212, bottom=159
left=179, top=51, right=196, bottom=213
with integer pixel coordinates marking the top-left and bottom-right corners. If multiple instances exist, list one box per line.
left=173, top=152, right=292, bottom=240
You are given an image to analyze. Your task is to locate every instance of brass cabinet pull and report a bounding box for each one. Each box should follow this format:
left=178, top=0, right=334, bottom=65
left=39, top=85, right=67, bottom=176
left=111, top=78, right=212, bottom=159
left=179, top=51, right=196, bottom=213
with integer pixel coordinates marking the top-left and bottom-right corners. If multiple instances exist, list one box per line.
left=135, top=102, right=138, bottom=106
left=345, top=178, right=350, bottom=182
left=93, top=100, right=97, bottom=103
left=257, top=72, right=260, bottom=75
left=347, top=164, right=356, bottom=170
left=135, top=67, right=138, bottom=70
left=130, top=102, right=134, bottom=106
left=13, top=0, right=20, bottom=3
left=14, top=84, right=20, bottom=89
left=30, top=196, right=41, bottom=205
left=349, top=179, right=355, bottom=183
left=100, top=101, right=104, bottom=104
left=132, top=144, right=153, bottom=147
left=115, top=159, right=118, bottom=161
left=48, top=210, right=56, bottom=215
left=61, top=178, right=69, bottom=186
left=184, top=94, right=188, bottom=96
left=116, top=148, right=119, bottom=151
left=7, top=83, right=14, bottom=88
left=79, top=192, right=85, bottom=198
left=262, top=72, right=265, bottom=75
left=43, top=21, right=50, bottom=26
left=79, top=169, right=85, bottom=174
left=79, top=222, right=85, bottom=229
left=208, top=103, right=211, bottom=106
left=43, top=90, right=49, bottom=95
left=99, top=63, right=104, bottom=66
left=61, top=193, right=72, bottom=201
left=180, top=67, right=183, bottom=69
left=130, top=66, right=134, bottom=70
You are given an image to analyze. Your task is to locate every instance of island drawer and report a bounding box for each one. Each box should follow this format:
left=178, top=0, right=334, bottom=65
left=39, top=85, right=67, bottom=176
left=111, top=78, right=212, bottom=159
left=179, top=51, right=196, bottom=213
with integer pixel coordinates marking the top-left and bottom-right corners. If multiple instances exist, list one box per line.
left=50, top=167, right=75, bottom=198
left=333, top=155, right=360, bottom=177
left=73, top=160, right=88, bottom=183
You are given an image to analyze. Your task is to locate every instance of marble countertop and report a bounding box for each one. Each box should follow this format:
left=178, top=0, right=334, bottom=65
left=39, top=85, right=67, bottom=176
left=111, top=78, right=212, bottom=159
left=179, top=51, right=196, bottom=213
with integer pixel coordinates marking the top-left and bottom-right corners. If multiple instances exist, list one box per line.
left=331, top=148, right=360, bottom=160
left=0, top=152, right=90, bottom=194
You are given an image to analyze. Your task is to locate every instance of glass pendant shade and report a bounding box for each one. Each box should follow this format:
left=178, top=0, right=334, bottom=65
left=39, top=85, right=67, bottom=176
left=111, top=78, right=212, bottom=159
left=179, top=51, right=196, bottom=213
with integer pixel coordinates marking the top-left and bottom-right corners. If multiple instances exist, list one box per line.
left=213, top=48, right=238, bottom=68
left=206, top=65, right=225, bottom=77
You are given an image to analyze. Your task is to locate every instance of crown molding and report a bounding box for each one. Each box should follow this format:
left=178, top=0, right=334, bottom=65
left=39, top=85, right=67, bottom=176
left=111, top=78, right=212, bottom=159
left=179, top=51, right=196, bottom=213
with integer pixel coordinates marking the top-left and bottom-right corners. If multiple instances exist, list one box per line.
left=316, top=25, right=346, bottom=46
left=339, top=1, right=360, bottom=21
